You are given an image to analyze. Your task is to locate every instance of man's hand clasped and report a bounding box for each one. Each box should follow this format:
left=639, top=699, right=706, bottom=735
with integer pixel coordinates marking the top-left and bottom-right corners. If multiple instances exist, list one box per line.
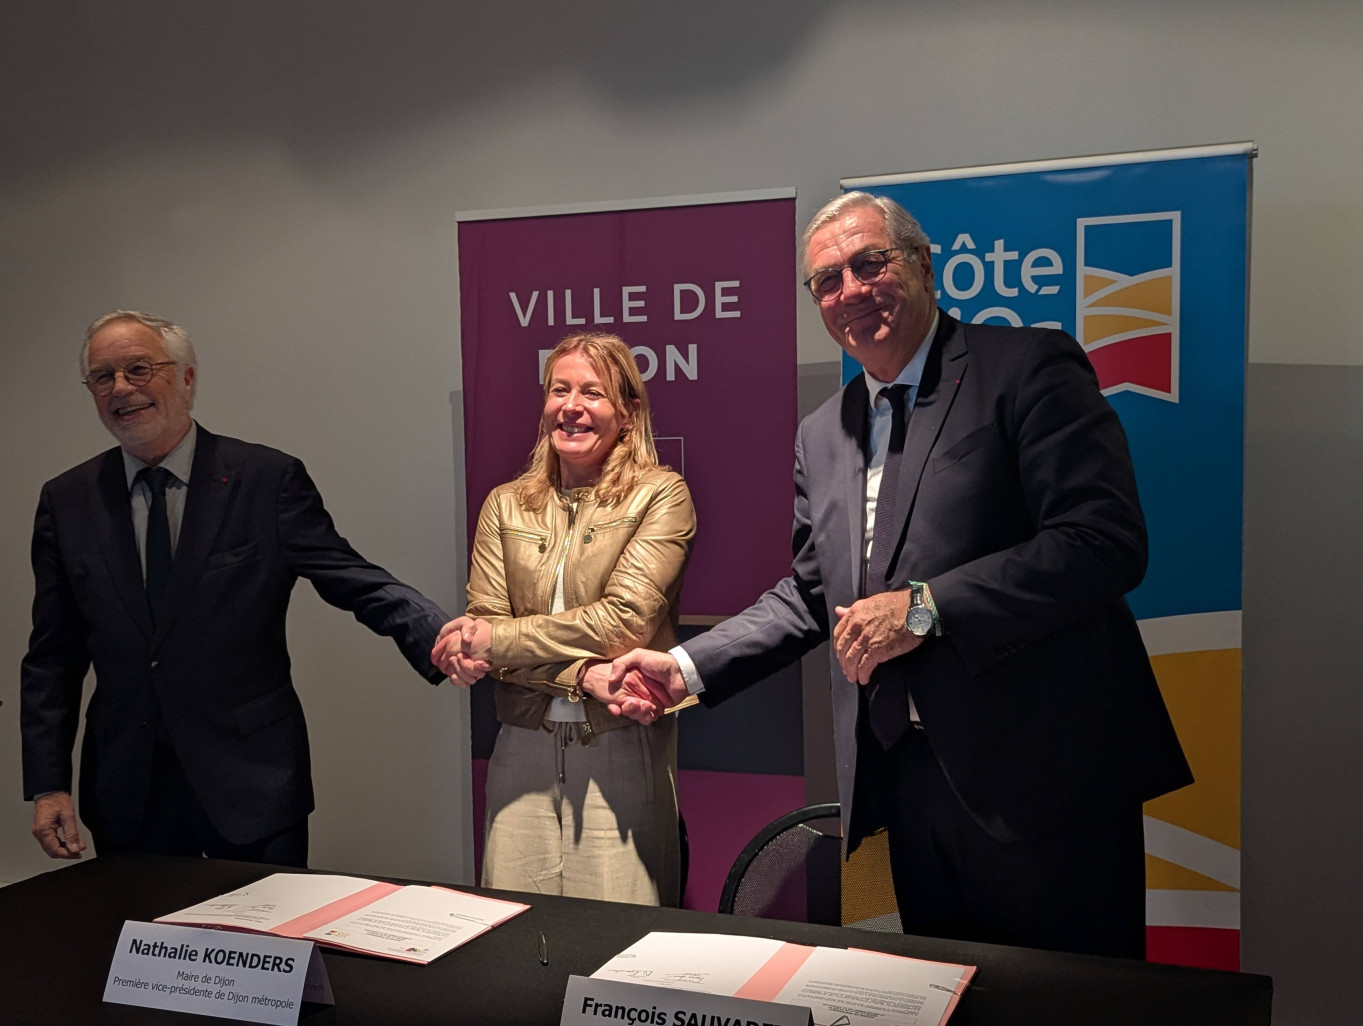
left=431, top=616, right=493, bottom=685
left=594, top=650, right=688, bottom=724
left=833, top=590, right=924, bottom=684
left=573, top=659, right=661, bottom=724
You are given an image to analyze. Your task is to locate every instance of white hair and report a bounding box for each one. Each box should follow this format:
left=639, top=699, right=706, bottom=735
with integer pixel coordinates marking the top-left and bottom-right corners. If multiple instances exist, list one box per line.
left=81, top=310, right=198, bottom=402
left=801, top=192, right=932, bottom=277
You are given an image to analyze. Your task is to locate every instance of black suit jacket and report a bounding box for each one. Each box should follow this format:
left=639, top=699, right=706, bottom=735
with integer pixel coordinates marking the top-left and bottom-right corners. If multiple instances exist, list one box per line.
left=688, top=314, right=1192, bottom=847
left=20, top=426, right=448, bottom=847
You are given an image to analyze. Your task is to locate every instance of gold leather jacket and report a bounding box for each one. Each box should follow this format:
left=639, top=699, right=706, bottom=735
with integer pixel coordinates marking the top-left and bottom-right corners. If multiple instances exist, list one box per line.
left=467, top=467, right=695, bottom=739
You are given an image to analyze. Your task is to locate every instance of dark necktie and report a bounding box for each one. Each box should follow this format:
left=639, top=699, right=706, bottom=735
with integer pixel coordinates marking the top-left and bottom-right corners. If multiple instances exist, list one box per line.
left=866, top=384, right=911, bottom=750
left=135, top=466, right=174, bottom=629
left=867, top=384, right=910, bottom=590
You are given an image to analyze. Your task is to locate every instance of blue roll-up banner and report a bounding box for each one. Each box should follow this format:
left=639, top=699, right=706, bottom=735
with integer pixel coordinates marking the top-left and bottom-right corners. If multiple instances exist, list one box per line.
left=843, top=143, right=1252, bottom=970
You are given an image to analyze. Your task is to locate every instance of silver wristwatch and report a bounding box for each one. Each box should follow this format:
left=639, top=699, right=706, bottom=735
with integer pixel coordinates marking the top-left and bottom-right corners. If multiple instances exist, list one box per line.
left=905, top=583, right=934, bottom=637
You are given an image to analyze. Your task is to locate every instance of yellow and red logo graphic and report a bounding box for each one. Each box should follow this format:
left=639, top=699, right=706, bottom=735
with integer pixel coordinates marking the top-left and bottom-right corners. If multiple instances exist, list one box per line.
left=1076, top=212, right=1181, bottom=402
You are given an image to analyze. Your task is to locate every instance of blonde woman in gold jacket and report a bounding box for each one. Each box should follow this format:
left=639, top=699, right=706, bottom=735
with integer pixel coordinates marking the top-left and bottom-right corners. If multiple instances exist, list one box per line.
left=433, top=332, right=695, bottom=905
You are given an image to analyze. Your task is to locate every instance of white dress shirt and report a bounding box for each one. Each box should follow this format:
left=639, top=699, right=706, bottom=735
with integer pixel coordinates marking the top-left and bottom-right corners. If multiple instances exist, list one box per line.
left=122, top=422, right=198, bottom=581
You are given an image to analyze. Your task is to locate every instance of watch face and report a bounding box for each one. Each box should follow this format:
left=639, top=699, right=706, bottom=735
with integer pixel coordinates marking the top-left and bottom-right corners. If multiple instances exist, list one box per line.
left=906, top=604, right=934, bottom=636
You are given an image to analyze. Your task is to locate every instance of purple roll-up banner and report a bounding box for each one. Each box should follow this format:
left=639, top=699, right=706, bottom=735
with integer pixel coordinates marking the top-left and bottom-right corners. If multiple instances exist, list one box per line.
left=457, top=190, right=797, bottom=617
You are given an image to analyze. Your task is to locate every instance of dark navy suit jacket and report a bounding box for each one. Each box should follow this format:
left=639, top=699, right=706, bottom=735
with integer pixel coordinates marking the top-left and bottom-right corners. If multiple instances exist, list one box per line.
left=687, top=314, right=1192, bottom=848
left=21, top=425, right=447, bottom=846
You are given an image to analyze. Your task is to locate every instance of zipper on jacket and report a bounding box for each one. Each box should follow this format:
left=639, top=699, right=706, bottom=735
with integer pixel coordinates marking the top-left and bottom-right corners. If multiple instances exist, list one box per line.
left=549, top=497, right=580, bottom=605
left=500, top=526, right=548, bottom=552
left=582, top=514, right=640, bottom=544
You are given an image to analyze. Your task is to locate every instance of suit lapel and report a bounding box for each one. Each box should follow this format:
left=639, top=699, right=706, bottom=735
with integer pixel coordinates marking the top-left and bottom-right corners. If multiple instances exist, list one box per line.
left=838, top=380, right=871, bottom=600
left=156, top=428, right=236, bottom=643
left=887, top=314, right=968, bottom=580
left=93, top=449, right=155, bottom=641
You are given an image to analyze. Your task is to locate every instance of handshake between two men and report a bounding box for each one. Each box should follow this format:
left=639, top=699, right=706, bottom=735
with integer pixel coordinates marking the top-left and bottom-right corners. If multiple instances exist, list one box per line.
left=430, top=616, right=689, bottom=725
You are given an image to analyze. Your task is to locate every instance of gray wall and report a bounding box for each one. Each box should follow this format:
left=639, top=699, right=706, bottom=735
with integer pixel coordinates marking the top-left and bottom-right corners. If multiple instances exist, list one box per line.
left=2, top=3, right=1360, bottom=1023
left=1242, top=364, right=1363, bottom=1024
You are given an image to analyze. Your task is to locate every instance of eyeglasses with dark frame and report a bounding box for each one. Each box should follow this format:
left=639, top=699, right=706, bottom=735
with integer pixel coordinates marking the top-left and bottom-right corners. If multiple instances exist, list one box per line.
left=82, top=360, right=178, bottom=397
left=803, top=247, right=913, bottom=300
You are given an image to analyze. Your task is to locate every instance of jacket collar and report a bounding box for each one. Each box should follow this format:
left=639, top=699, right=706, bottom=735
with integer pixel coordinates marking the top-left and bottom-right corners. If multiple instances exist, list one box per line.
left=154, top=426, right=236, bottom=643
left=838, top=313, right=969, bottom=590
left=879, top=313, right=968, bottom=584
left=91, top=425, right=239, bottom=646
left=94, top=449, right=154, bottom=640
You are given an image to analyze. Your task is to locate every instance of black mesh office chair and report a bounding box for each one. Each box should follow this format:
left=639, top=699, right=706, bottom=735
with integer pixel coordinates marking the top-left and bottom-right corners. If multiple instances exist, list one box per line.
left=717, top=803, right=842, bottom=925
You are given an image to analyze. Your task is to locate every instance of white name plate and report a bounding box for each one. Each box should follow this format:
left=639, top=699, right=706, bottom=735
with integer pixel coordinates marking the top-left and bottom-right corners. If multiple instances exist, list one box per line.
left=104, top=921, right=333, bottom=1025
left=562, top=975, right=813, bottom=1026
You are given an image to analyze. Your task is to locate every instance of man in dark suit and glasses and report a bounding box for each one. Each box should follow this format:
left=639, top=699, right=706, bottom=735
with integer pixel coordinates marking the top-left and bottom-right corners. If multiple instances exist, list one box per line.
left=21, top=310, right=450, bottom=866
left=609, top=194, right=1192, bottom=958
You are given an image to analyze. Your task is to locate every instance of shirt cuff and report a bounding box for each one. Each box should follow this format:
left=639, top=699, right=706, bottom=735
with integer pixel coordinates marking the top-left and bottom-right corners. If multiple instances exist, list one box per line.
left=670, top=645, right=705, bottom=695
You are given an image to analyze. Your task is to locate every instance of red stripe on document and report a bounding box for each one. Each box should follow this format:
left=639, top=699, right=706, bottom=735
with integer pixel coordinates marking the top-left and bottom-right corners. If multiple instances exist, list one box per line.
left=272, top=881, right=402, bottom=937
left=734, top=941, right=815, bottom=1001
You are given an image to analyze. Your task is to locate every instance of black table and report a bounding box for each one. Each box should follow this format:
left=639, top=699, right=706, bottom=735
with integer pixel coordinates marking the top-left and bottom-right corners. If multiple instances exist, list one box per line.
left=0, top=855, right=1271, bottom=1025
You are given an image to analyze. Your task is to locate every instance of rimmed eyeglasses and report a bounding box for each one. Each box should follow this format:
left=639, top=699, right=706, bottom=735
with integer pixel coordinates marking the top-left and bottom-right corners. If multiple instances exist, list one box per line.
left=82, top=360, right=177, bottom=397
left=803, top=247, right=912, bottom=300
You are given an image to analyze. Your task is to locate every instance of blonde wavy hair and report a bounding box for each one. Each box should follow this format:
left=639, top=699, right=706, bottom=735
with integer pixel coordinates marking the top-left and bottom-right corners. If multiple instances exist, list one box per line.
left=514, top=332, right=660, bottom=512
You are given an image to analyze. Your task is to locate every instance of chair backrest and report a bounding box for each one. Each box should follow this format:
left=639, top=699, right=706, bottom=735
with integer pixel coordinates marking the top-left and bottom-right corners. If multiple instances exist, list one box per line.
left=717, top=803, right=842, bottom=926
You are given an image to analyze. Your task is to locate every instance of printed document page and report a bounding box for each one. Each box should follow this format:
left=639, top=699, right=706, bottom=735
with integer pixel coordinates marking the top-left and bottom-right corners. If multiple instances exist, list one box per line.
left=592, top=932, right=787, bottom=994
left=301, top=885, right=526, bottom=963
left=590, top=933, right=975, bottom=1026
left=775, top=947, right=974, bottom=1026
left=156, top=874, right=374, bottom=932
